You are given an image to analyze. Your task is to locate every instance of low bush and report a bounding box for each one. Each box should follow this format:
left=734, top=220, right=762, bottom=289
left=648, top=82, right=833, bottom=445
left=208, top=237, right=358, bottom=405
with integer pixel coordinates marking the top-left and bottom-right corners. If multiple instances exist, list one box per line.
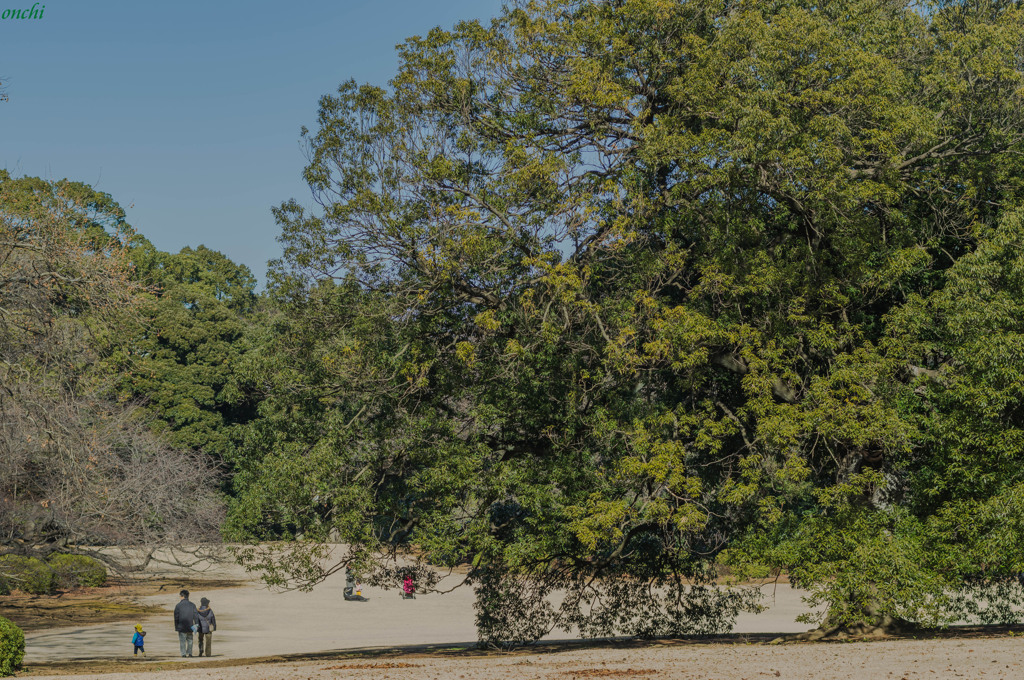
left=47, top=554, right=108, bottom=589
left=0, top=616, right=24, bottom=677
left=0, top=555, right=55, bottom=595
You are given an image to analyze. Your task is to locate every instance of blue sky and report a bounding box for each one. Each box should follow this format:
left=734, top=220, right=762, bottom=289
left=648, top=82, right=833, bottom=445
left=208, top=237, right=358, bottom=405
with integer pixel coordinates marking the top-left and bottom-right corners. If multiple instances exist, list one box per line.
left=0, top=0, right=504, bottom=284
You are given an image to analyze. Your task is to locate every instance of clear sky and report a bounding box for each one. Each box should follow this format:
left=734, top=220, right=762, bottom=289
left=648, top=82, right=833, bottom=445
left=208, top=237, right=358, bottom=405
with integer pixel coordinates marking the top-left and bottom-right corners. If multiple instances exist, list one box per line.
left=0, top=0, right=504, bottom=284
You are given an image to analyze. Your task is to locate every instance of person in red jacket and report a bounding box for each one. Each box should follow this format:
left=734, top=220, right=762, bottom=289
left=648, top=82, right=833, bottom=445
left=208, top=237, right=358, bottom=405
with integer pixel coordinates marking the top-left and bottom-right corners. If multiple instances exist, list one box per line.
left=402, top=574, right=415, bottom=599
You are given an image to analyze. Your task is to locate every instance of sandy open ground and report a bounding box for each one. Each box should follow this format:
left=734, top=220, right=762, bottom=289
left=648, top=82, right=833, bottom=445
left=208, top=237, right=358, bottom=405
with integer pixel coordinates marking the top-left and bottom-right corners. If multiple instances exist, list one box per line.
left=24, top=560, right=814, bottom=664
left=20, top=636, right=1024, bottom=680
left=17, top=557, right=1024, bottom=679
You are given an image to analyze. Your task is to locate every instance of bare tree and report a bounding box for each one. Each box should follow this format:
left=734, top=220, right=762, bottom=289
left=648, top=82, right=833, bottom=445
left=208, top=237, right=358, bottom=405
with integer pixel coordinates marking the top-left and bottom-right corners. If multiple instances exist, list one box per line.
left=0, top=174, right=224, bottom=576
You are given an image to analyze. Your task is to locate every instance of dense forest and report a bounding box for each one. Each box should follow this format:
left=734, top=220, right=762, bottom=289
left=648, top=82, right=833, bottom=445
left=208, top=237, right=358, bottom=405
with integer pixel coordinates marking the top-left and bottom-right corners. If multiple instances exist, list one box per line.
left=4, top=0, right=1024, bottom=645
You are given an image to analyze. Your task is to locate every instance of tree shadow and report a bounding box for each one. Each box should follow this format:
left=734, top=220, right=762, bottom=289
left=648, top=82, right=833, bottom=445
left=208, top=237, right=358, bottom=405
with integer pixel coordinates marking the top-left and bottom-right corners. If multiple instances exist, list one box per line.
left=23, top=624, right=1024, bottom=676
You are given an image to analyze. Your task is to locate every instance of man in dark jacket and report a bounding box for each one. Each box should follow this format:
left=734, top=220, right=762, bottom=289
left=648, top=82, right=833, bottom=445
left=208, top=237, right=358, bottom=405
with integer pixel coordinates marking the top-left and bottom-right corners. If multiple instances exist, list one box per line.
left=173, top=589, right=199, bottom=657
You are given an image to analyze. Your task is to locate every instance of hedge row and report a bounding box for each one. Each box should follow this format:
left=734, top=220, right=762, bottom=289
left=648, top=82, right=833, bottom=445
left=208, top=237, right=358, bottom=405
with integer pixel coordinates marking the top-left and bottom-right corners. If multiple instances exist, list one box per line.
left=0, top=616, right=24, bottom=677
left=47, top=554, right=108, bottom=589
left=0, top=554, right=107, bottom=595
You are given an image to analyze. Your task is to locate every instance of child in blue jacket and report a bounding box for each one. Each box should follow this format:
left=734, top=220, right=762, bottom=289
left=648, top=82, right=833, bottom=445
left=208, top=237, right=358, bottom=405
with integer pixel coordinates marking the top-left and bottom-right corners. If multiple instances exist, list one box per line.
left=132, top=623, right=146, bottom=657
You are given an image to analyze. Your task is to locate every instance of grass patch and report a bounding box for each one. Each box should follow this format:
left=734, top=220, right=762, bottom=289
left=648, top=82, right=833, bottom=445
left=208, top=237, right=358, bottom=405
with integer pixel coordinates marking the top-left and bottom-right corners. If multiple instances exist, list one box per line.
left=0, top=577, right=245, bottom=633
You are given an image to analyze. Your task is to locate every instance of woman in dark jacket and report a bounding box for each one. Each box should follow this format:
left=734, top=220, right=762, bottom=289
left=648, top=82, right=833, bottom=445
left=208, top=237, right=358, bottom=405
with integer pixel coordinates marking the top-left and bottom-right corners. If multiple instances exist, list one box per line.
left=196, top=597, right=217, bottom=657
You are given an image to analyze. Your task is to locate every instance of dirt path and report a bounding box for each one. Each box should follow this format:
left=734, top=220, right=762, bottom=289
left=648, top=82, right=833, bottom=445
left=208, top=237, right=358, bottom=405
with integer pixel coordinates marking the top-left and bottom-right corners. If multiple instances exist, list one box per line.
left=18, top=561, right=1024, bottom=679
left=21, top=636, right=1024, bottom=680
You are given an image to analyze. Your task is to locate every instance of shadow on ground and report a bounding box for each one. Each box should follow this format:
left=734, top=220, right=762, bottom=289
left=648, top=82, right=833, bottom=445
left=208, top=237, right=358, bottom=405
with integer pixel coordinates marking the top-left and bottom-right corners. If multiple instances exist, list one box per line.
left=23, top=624, right=1024, bottom=676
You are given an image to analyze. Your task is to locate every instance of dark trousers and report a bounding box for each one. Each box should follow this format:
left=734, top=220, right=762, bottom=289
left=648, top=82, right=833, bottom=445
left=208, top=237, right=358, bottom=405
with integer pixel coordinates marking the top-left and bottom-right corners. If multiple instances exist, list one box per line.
left=197, top=632, right=212, bottom=656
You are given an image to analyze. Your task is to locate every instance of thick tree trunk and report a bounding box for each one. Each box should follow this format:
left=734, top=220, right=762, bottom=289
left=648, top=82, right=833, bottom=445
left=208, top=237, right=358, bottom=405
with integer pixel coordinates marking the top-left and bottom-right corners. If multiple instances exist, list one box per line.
left=795, top=609, right=917, bottom=641
left=792, top=588, right=918, bottom=641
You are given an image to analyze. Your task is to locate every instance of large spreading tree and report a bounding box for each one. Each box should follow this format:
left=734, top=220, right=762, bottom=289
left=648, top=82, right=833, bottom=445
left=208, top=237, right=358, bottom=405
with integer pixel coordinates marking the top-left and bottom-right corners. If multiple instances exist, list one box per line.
left=229, top=0, right=1024, bottom=643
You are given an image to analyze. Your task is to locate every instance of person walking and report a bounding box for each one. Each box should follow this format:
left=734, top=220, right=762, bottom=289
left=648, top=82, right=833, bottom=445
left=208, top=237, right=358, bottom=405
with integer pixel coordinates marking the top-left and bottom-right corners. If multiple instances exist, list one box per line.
left=173, top=589, right=199, bottom=657
left=196, top=597, right=217, bottom=657
left=131, top=623, right=146, bottom=657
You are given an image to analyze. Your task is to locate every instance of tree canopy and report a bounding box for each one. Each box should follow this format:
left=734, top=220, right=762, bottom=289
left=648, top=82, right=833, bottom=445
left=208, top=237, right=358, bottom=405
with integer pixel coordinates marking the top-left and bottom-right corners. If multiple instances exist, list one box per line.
left=0, top=172, right=225, bottom=572
left=116, top=241, right=259, bottom=463
left=5, top=0, right=1021, bottom=646
left=223, top=0, right=1024, bottom=642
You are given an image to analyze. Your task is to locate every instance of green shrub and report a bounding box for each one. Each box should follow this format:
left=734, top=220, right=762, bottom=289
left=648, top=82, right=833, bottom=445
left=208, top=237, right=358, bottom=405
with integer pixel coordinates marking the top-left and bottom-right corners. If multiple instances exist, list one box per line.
left=47, top=554, right=107, bottom=589
left=0, top=555, right=55, bottom=595
left=0, top=616, right=24, bottom=677
left=0, top=576, right=9, bottom=597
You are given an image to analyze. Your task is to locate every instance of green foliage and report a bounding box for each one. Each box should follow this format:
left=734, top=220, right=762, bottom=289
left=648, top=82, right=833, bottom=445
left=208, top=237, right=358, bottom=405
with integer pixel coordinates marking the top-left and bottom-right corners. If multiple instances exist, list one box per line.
left=116, top=242, right=259, bottom=463
left=1, top=173, right=226, bottom=560
left=232, top=0, right=1024, bottom=640
left=0, top=556, right=55, bottom=595
left=47, top=554, right=108, bottom=589
left=0, top=617, right=25, bottom=677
